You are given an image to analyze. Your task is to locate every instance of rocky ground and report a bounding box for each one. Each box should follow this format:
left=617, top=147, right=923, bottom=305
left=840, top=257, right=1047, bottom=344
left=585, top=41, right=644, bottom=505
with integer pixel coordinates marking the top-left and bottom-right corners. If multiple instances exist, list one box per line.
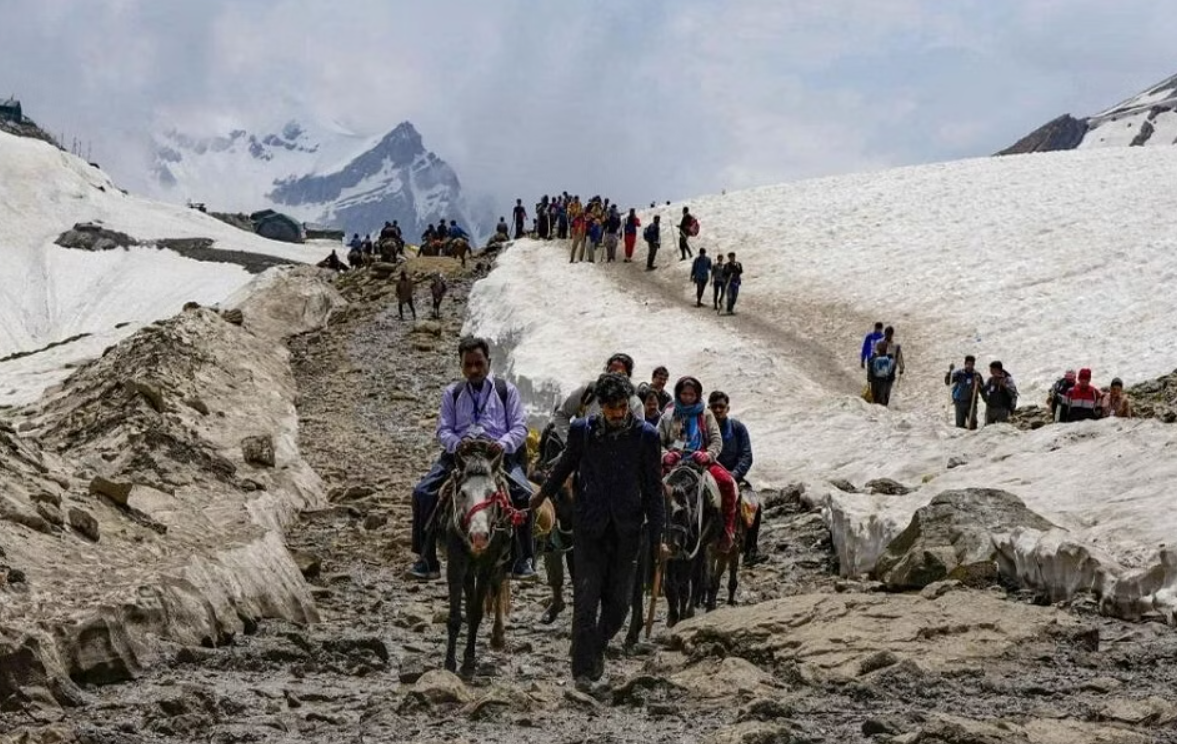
left=5, top=256, right=1177, bottom=744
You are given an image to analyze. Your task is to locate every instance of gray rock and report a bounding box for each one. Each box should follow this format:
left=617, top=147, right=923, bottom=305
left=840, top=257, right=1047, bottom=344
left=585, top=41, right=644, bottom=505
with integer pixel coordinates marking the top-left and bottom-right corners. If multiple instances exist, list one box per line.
left=123, top=379, right=165, bottom=412
left=290, top=549, right=321, bottom=579
left=221, top=308, right=245, bottom=326
left=0, top=506, right=55, bottom=535
left=411, top=320, right=444, bottom=337
left=404, top=669, right=471, bottom=707
left=397, top=655, right=427, bottom=684
left=30, top=491, right=62, bottom=508
left=241, top=435, right=275, bottom=467
left=865, top=478, right=911, bottom=495
left=363, top=513, right=388, bottom=531
left=829, top=478, right=859, bottom=493
left=89, top=476, right=134, bottom=506
left=874, top=488, right=1056, bottom=590
left=68, top=507, right=100, bottom=542
left=34, top=502, right=64, bottom=528
left=184, top=398, right=211, bottom=415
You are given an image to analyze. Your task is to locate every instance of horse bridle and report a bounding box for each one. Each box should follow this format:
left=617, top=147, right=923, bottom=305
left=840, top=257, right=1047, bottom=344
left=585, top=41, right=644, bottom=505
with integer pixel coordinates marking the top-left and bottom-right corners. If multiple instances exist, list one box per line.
left=448, top=477, right=527, bottom=555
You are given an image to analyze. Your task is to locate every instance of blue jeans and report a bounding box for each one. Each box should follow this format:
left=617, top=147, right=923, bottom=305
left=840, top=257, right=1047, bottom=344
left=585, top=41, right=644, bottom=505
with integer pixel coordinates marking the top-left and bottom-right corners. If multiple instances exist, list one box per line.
left=726, top=283, right=741, bottom=313
left=411, top=452, right=534, bottom=568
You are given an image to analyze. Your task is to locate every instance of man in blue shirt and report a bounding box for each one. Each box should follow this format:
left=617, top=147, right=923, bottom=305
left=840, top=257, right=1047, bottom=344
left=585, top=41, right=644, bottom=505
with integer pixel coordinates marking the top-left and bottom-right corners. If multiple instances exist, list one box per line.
left=860, top=322, right=884, bottom=369
left=709, top=390, right=762, bottom=565
left=531, top=373, right=665, bottom=687
left=409, top=336, right=536, bottom=580
left=944, top=355, right=984, bottom=428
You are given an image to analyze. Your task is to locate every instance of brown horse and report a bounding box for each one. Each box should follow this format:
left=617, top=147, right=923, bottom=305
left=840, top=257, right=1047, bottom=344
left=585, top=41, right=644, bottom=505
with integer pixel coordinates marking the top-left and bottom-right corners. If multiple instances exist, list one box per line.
left=446, top=237, right=470, bottom=268
left=441, top=440, right=518, bottom=676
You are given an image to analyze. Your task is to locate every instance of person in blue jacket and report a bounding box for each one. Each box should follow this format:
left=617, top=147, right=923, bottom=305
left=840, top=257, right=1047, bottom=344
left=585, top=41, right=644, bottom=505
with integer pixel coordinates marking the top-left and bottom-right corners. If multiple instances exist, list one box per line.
left=709, top=390, right=762, bottom=565
left=690, top=248, right=713, bottom=307
left=531, top=372, right=666, bottom=687
left=447, top=220, right=468, bottom=240
left=860, top=322, right=884, bottom=369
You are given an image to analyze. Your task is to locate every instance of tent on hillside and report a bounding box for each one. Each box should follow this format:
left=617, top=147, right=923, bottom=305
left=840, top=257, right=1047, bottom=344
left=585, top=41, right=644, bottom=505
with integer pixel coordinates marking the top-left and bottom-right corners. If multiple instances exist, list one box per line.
left=249, top=209, right=305, bottom=244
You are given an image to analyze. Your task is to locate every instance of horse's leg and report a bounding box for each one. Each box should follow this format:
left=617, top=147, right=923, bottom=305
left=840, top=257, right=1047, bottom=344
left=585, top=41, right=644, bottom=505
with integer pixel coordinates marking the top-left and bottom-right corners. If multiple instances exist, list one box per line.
left=491, top=576, right=510, bottom=650
left=727, top=549, right=740, bottom=606
left=665, top=561, right=681, bottom=628
left=706, top=547, right=721, bottom=612
left=462, top=568, right=484, bottom=677
left=444, top=548, right=464, bottom=673
left=540, top=548, right=565, bottom=624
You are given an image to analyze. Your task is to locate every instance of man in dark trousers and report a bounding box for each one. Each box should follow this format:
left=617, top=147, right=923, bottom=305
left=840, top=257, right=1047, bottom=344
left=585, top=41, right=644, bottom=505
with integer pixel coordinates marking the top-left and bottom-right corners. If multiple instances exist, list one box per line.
left=512, top=198, right=527, bottom=239
left=531, top=373, right=665, bottom=688
left=643, top=215, right=661, bottom=271
left=690, top=248, right=712, bottom=307
left=860, top=322, right=884, bottom=369
left=708, top=390, right=761, bottom=564
left=723, top=252, right=743, bottom=314
left=979, top=360, right=1018, bottom=425
left=945, top=355, right=984, bottom=428
left=678, top=206, right=694, bottom=260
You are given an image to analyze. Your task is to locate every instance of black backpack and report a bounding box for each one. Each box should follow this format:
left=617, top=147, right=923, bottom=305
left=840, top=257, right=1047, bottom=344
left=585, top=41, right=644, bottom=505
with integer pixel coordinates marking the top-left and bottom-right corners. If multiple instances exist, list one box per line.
left=451, top=377, right=509, bottom=411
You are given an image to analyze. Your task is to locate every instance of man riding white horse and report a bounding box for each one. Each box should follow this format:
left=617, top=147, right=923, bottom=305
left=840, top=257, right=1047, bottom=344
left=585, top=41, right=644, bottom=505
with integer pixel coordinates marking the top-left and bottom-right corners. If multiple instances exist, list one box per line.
left=657, top=376, right=739, bottom=552
left=409, top=336, right=538, bottom=581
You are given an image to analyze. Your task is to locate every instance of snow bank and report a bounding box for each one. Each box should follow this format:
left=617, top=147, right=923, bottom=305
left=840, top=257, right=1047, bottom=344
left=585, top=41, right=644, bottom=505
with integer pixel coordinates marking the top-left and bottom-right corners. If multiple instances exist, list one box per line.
left=0, top=131, right=318, bottom=405
left=466, top=146, right=1177, bottom=622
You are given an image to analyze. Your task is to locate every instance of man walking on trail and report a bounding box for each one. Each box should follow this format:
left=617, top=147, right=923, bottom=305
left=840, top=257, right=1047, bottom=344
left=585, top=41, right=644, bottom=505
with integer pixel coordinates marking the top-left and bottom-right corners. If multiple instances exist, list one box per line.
left=678, top=206, right=695, bottom=261
left=979, top=360, right=1017, bottom=425
left=861, top=322, right=884, bottom=369
left=409, top=337, right=538, bottom=581
left=711, top=254, right=726, bottom=310
left=530, top=373, right=666, bottom=689
left=723, top=252, right=743, bottom=314
left=513, top=198, right=527, bottom=239
left=570, top=211, right=588, bottom=263
left=690, top=248, right=712, bottom=307
left=643, top=215, right=661, bottom=270
left=945, top=355, right=984, bottom=428
left=867, top=326, right=904, bottom=407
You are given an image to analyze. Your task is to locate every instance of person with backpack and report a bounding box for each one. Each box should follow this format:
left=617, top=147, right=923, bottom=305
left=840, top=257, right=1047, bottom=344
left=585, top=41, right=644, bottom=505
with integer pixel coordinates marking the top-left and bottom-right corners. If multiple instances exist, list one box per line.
left=979, top=360, right=1018, bottom=425
left=1047, top=369, right=1076, bottom=422
left=678, top=207, right=695, bottom=261
left=860, top=322, right=884, bottom=369
left=945, top=355, right=984, bottom=428
left=723, top=252, right=743, bottom=314
left=603, top=207, right=622, bottom=262
left=623, top=208, right=641, bottom=262
left=867, top=326, right=904, bottom=407
left=643, top=215, right=661, bottom=271
left=690, top=248, right=713, bottom=307
left=410, top=337, right=536, bottom=581
left=550, top=353, right=645, bottom=442
left=586, top=216, right=603, bottom=263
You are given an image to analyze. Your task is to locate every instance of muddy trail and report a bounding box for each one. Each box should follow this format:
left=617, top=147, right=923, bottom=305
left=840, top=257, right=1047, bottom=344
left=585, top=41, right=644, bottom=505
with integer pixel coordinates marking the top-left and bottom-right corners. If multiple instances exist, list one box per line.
left=13, top=255, right=1177, bottom=744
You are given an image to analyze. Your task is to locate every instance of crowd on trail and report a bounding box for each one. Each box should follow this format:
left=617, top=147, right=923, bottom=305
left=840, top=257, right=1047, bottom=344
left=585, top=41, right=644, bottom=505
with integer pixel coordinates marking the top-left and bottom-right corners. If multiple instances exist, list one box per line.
left=511, top=194, right=745, bottom=314
left=858, top=321, right=1135, bottom=427
left=408, top=339, right=760, bottom=685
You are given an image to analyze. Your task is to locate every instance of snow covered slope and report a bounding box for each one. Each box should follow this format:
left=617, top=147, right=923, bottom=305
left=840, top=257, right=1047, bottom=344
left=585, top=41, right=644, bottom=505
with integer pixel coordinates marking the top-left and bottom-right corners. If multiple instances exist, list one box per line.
left=149, top=118, right=490, bottom=243
left=467, top=145, right=1177, bottom=622
left=0, top=131, right=314, bottom=405
left=1002, top=71, right=1177, bottom=153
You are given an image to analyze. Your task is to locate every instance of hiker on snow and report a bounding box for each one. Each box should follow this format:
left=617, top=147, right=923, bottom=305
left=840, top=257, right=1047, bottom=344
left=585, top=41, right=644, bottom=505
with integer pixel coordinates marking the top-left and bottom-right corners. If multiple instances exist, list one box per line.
left=979, top=360, right=1018, bottom=425
left=1100, top=377, right=1133, bottom=418
left=867, top=326, right=904, bottom=407
left=691, top=248, right=713, bottom=307
left=945, top=355, right=984, bottom=428
left=1047, top=369, right=1076, bottom=422
left=623, top=208, right=641, bottom=262
left=1062, top=368, right=1099, bottom=421
left=513, top=198, right=527, bottom=239
left=643, top=215, right=661, bottom=270
left=711, top=254, right=726, bottom=310
left=722, top=252, right=743, bottom=314
left=860, top=322, right=884, bottom=369
left=678, top=206, right=695, bottom=261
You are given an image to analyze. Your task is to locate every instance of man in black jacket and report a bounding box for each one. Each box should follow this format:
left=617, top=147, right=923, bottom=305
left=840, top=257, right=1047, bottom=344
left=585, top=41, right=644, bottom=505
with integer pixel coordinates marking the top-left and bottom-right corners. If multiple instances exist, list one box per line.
left=531, top=373, right=666, bottom=686
left=678, top=206, right=694, bottom=260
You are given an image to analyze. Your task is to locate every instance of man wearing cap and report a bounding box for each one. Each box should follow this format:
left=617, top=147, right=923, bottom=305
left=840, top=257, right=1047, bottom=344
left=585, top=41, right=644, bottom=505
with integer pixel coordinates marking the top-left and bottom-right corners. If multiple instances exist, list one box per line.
left=979, top=360, right=1018, bottom=425
left=551, top=353, right=645, bottom=441
left=1063, top=368, right=1101, bottom=421
left=1047, top=369, right=1077, bottom=423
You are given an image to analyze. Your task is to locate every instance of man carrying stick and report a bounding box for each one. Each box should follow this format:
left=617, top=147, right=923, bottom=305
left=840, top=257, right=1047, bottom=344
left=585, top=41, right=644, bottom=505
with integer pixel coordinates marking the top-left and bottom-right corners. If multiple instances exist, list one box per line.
left=531, top=372, right=666, bottom=689
left=945, top=355, right=984, bottom=429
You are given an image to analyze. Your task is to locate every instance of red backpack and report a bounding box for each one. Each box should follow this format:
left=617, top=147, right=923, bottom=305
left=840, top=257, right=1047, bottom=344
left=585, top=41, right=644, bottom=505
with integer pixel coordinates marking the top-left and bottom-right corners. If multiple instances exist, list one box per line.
left=688, top=216, right=700, bottom=237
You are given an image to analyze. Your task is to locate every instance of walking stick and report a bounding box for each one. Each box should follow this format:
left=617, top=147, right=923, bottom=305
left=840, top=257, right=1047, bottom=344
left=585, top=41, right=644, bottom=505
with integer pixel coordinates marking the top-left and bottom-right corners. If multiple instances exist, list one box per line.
left=968, top=377, right=980, bottom=430
left=645, top=556, right=664, bottom=639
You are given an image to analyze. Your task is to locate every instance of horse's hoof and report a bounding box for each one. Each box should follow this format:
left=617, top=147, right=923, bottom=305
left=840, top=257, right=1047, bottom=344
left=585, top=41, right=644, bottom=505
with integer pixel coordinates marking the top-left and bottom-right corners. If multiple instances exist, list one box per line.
left=490, top=635, right=505, bottom=651
left=445, top=658, right=457, bottom=673
left=539, top=602, right=565, bottom=625
left=460, top=662, right=476, bottom=679
left=728, top=597, right=740, bottom=606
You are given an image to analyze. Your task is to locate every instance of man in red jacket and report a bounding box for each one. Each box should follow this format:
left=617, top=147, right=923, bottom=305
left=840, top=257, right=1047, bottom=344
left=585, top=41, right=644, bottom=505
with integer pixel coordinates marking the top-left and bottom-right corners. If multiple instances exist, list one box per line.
left=1063, top=368, right=1101, bottom=421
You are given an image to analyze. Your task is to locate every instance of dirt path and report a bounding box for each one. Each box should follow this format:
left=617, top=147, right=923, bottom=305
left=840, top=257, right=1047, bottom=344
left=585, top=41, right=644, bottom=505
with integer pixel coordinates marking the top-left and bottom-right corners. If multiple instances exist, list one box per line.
left=11, top=256, right=1177, bottom=744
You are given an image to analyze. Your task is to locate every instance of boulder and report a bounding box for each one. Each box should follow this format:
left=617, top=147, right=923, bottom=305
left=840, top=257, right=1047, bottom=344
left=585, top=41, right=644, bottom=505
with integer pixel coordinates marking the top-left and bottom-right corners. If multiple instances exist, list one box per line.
left=289, top=550, right=321, bottom=579
left=411, top=320, right=444, bottom=337
left=220, top=309, right=244, bottom=326
left=183, top=397, right=211, bottom=415
left=370, top=262, right=400, bottom=278
left=873, top=488, right=1056, bottom=590
left=704, top=722, right=808, bottom=744
left=865, top=478, right=911, bottom=495
left=68, top=508, right=99, bottom=542
left=30, top=491, right=61, bottom=508
left=241, top=435, right=275, bottom=467
left=405, top=669, right=471, bottom=707
left=89, top=476, right=133, bottom=507
left=123, top=380, right=164, bottom=412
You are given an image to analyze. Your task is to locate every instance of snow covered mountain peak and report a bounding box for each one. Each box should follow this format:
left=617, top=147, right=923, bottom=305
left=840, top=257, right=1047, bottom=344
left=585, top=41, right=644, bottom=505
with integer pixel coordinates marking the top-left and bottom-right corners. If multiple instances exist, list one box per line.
left=148, top=118, right=489, bottom=242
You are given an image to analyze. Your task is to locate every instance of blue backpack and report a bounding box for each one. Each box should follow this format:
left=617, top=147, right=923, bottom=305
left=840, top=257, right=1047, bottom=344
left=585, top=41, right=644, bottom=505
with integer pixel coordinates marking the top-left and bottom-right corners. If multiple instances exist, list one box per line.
left=870, top=355, right=895, bottom=379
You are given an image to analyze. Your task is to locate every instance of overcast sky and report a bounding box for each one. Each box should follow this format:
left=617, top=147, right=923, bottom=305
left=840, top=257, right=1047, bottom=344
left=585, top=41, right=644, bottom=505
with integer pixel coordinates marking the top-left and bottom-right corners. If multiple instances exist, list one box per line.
left=3, top=0, right=1176, bottom=211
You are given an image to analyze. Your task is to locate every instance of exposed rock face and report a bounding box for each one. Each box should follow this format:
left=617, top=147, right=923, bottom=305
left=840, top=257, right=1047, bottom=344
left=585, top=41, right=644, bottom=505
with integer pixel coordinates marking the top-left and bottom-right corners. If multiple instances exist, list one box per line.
left=241, top=434, right=276, bottom=467
left=874, top=488, right=1057, bottom=589
left=997, top=114, right=1088, bottom=155
left=0, top=266, right=344, bottom=713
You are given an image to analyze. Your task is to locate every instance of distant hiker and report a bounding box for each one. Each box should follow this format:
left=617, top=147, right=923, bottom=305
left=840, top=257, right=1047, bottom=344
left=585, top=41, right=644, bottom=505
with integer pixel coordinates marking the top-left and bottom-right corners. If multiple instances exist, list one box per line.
left=945, top=355, right=984, bottom=428
left=623, top=208, right=640, bottom=262
left=860, top=322, right=884, bottom=369
left=348, top=233, right=362, bottom=251
left=570, top=212, right=588, bottom=263
left=347, top=244, right=363, bottom=269
left=447, top=220, right=468, bottom=240
left=422, top=224, right=437, bottom=244
left=430, top=273, right=448, bottom=318
left=496, top=217, right=510, bottom=239
left=979, top=361, right=1017, bottom=425
left=537, top=196, right=550, bottom=239
left=379, top=221, right=398, bottom=241
left=678, top=206, right=695, bottom=261
left=711, top=254, right=726, bottom=310
left=723, top=252, right=743, bottom=314
left=396, top=271, right=419, bottom=321
left=643, top=215, right=661, bottom=271
left=603, top=207, right=621, bottom=262
left=555, top=200, right=568, bottom=240
left=867, top=326, right=904, bottom=407
left=1047, top=369, right=1077, bottom=423
left=586, top=216, right=603, bottom=263
left=691, top=248, right=712, bottom=307
left=361, top=236, right=374, bottom=257
left=1099, top=377, right=1133, bottom=418
left=513, top=198, right=527, bottom=239
left=1062, top=368, right=1099, bottom=422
